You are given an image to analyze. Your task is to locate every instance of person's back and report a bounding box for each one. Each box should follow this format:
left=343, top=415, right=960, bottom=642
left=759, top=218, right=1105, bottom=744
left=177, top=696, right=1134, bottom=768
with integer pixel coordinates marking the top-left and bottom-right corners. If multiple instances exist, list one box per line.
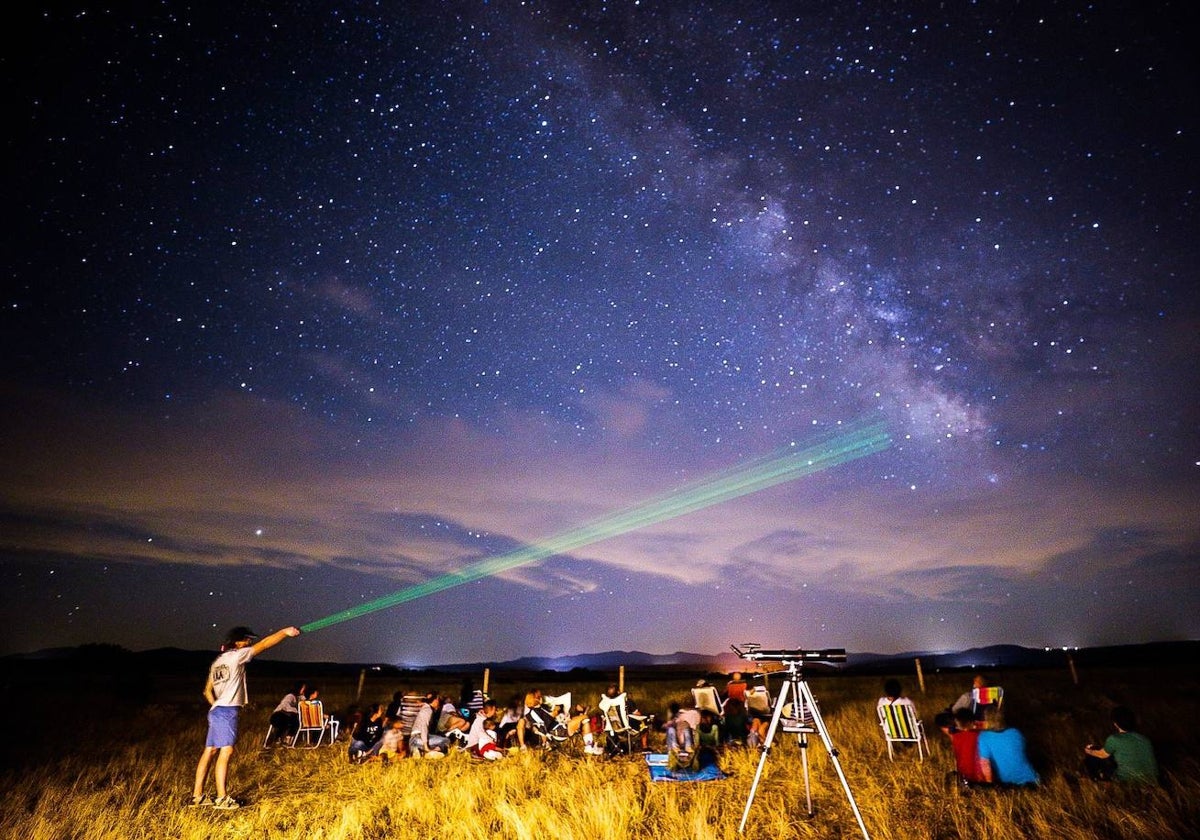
left=697, top=711, right=721, bottom=749
left=409, top=697, right=438, bottom=753
left=724, top=698, right=749, bottom=745
left=1105, top=730, right=1157, bottom=783
left=977, top=719, right=1038, bottom=786
left=726, top=672, right=748, bottom=703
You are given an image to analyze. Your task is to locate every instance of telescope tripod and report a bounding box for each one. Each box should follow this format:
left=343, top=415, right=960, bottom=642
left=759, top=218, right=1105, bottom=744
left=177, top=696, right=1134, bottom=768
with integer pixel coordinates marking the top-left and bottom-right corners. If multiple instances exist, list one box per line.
left=738, top=660, right=870, bottom=839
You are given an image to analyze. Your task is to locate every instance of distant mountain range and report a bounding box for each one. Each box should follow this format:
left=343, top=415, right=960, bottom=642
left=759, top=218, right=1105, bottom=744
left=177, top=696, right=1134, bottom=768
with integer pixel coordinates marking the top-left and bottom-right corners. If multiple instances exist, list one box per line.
left=6, top=639, right=1196, bottom=675
left=423, top=640, right=1198, bottom=674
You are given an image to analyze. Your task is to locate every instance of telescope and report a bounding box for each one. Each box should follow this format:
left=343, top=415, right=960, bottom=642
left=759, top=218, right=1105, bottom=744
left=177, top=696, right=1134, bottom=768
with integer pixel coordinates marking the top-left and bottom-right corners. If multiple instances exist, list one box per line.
left=731, top=642, right=868, bottom=838
left=731, top=643, right=847, bottom=664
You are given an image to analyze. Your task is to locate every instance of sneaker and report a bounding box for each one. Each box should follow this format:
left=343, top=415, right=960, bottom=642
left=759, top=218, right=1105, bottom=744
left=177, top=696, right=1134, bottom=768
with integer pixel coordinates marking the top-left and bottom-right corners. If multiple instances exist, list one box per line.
left=213, top=795, right=241, bottom=810
left=584, top=744, right=605, bottom=755
left=187, top=794, right=214, bottom=808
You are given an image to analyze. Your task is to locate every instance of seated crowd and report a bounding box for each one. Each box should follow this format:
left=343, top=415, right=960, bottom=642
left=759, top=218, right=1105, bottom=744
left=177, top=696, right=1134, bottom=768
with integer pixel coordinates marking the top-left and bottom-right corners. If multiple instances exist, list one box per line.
left=273, top=670, right=1160, bottom=790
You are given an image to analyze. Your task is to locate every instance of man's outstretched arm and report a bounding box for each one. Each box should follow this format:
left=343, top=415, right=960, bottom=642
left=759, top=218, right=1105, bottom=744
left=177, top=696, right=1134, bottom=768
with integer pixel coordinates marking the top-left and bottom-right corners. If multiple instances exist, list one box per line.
left=250, top=626, right=301, bottom=656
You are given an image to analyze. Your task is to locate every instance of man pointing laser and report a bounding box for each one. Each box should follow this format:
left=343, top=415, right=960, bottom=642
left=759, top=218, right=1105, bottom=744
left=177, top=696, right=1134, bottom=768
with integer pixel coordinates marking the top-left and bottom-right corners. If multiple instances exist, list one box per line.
left=190, top=624, right=301, bottom=809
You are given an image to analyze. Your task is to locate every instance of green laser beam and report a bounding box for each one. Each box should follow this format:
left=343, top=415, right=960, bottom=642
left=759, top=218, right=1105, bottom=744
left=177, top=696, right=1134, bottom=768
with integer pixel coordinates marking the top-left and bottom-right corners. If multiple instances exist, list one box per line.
left=301, top=420, right=890, bottom=633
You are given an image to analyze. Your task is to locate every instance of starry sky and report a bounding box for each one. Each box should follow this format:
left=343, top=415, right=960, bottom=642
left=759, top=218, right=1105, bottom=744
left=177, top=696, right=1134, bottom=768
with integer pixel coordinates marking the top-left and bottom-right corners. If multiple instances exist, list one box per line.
left=3, top=1, right=1197, bottom=666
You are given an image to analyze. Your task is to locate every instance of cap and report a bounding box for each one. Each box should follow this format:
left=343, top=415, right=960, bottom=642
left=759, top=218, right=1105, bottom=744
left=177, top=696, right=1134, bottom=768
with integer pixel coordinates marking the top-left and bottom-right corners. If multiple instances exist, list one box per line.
left=225, top=626, right=258, bottom=645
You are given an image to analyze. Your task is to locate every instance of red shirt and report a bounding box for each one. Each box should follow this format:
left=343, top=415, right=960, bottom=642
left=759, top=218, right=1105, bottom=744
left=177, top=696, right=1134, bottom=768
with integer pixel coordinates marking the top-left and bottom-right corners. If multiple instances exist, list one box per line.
left=951, top=729, right=985, bottom=782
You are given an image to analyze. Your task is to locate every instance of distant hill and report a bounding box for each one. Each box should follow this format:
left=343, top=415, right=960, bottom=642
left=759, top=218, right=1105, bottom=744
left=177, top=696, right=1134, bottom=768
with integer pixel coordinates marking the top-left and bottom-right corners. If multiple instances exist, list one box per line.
left=423, top=640, right=1200, bottom=673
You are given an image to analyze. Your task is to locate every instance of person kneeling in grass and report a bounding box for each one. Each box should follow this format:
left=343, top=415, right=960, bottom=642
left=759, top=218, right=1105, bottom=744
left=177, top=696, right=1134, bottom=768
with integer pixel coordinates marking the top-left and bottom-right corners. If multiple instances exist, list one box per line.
left=1084, top=705, right=1159, bottom=784
left=191, top=624, right=301, bottom=809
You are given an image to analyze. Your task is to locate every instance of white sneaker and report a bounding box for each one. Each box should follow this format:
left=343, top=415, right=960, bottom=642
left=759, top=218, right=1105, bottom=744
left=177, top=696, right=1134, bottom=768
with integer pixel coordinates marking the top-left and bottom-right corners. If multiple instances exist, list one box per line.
left=584, top=744, right=605, bottom=755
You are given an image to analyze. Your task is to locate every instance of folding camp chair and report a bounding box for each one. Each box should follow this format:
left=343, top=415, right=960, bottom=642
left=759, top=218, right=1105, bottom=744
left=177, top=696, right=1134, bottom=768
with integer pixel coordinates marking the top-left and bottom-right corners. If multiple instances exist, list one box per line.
left=294, top=699, right=339, bottom=747
left=971, top=686, right=1004, bottom=726
left=878, top=702, right=928, bottom=761
left=692, top=685, right=725, bottom=717
left=525, top=702, right=569, bottom=749
left=598, top=692, right=643, bottom=755
left=746, top=685, right=773, bottom=717
left=972, top=686, right=1004, bottom=712
left=398, top=693, right=424, bottom=740
left=543, top=691, right=573, bottom=730
left=543, top=692, right=571, bottom=715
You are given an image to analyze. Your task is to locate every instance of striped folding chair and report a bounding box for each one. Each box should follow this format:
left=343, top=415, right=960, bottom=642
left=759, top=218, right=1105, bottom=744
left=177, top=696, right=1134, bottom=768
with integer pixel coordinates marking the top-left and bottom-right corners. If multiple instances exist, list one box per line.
left=878, top=702, right=928, bottom=761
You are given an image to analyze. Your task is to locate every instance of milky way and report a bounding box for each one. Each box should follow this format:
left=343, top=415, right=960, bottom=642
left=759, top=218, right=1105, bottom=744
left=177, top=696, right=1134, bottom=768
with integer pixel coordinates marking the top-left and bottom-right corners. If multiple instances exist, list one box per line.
left=3, top=1, right=1197, bottom=664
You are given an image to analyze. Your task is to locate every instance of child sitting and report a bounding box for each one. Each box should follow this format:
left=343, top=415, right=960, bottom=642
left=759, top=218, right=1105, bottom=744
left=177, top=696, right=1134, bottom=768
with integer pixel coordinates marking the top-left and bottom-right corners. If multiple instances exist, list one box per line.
left=374, top=717, right=408, bottom=762
left=466, top=699, right=504, bottom=760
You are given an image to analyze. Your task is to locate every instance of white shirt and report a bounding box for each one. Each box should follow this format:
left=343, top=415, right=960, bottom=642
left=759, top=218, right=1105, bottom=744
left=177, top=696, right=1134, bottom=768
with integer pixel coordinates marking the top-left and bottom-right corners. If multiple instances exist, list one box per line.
left=466, top=714, right=497, bottom=750
left=208, top=647, right=256, bottom=707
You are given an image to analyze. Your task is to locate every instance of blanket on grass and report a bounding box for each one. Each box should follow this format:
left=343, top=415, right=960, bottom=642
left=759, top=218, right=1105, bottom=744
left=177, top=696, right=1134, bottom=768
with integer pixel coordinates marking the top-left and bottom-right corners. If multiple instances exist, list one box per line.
left=645, top=753, right=727, bottom=782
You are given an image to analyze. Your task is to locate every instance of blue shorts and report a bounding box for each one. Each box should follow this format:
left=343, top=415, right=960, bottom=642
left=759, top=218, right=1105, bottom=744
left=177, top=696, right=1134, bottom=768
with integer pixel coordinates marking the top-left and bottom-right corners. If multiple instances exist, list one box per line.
left=206, top=705, right=241, bottom=748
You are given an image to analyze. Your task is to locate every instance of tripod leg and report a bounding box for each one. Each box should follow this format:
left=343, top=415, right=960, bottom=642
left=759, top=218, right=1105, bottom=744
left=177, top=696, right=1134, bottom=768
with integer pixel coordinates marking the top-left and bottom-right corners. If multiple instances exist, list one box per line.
left=799, top=682, right=871, bottom=840
left=738, top=680, right=790, bottom=833
left=798, top=731, right=813, bottom=816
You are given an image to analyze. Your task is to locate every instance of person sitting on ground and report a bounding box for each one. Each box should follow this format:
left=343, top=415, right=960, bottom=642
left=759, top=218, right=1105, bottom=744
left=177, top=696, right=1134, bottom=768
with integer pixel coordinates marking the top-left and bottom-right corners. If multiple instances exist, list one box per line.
left=375, top=716, right=407, bottom=761
left=409, top=694, right=448, bottom=757
left=436, top=694, right=470, bottom=740
left=1084, top=705, right=1159, bottom=784
left=726, top=671, right=748, bottom=704
left=723, top=697, right=749, bottom=745
left=349, top=703, right=386, bottom=762
left=266, top=681, right=307, bottom=746
left=665, top=700, right=700, bottom=757
left=516, top=689, right=546, bottom=749
left=466, top=698, right=504, bottom=760
left=565, top=702, right=604, bottom=755
left=976, top=711, right=1039, bottom=786
left=497, top=695, right=523, bottom=748
left=941, top=708, right=987, bottom=788
left=696, top=709, right=723, bottom=751
left=747, top=709, right=771, bottom=747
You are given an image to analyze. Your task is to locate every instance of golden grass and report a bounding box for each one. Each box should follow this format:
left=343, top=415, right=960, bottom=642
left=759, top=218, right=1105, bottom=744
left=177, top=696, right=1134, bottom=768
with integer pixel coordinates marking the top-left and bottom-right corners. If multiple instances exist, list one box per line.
left=2, top=664, right=1197, bottom=839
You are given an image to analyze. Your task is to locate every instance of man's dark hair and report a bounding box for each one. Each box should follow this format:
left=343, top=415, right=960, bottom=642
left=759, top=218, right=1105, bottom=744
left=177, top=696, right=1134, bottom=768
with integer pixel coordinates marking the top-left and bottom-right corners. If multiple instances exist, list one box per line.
left=883, top=678, right=902, bottom=699
left=1111, top=705, right=1137, bottom=732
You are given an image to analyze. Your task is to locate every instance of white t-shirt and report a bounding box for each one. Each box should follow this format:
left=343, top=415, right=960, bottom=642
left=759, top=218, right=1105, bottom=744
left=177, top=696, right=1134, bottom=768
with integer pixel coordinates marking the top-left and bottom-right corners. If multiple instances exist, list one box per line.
left=877, top=696, right=916, bottom=713
left=466, top=714, right=497, bottom=750
left=208, top=647, right=256, bottom=707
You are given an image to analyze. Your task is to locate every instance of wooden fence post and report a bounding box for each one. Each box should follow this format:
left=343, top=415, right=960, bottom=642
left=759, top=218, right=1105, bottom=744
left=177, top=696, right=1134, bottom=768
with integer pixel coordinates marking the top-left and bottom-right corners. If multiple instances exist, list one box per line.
left=619, top=665, right=625, bottom=694
left=915, top=657, right=926, bottom=694
left=1066, top=653, right=1079, bottom=685
left=483, top=668, right=491, bottom=696
left=356, top=668, right=366, bottom=702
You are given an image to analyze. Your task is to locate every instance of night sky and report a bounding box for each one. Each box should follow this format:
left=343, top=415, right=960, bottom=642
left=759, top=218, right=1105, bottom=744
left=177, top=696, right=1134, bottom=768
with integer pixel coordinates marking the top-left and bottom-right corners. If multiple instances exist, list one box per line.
left=3, top=1, right=1197, bottom=666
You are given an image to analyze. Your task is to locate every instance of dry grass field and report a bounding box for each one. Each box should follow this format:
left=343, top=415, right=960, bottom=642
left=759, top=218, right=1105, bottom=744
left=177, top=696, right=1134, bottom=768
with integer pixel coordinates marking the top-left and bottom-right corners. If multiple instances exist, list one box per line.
left=2, top=660, right=1197, bottom=839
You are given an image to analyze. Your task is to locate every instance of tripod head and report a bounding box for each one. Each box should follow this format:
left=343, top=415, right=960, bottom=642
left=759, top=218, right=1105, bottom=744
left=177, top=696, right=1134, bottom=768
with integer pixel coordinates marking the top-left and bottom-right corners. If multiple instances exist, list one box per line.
left=731, top=643, right=847, bottom=665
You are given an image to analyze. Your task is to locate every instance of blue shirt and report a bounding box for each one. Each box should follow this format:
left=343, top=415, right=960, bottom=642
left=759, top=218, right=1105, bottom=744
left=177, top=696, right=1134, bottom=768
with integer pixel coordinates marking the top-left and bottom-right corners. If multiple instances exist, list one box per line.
left=977, top=727, right=1039, bottom=785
